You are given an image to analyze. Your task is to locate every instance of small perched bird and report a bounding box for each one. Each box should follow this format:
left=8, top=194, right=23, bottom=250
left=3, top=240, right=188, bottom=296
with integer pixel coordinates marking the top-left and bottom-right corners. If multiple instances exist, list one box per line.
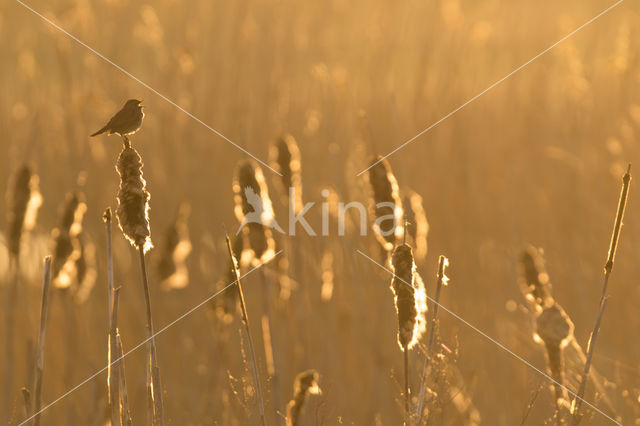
left=91, top=99, right=144, bottom=138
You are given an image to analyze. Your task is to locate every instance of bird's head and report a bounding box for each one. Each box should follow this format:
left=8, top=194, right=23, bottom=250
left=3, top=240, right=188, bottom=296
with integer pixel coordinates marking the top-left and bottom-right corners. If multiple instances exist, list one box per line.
left=126, top=99, right=143, bottom=110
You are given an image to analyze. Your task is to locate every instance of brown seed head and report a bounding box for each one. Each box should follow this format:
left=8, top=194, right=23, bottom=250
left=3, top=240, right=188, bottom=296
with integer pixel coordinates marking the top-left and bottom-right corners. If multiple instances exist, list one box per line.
left=520, top=245, right=553, bottom=310
left=6, top=164, right=42, bottom=259
left=51, top=191, right=87, bottom=288
left=402, top=189, right=429, bottom=261
left=116, top=145, right=152, bottom=253
left=535, top=303, right=574, bottom=402
left=158, top=202, right=192, bottom=290
left=535, top=303, right=574, bottom=349
left=286, top=369, right=320, bottom=426
left=233, top=160, right=276, bottom=264
left=390, top=243, right=426, bottom=350
left=271, top=134, right=303, bottom=214
left=367, top=156, right=403, bottom=251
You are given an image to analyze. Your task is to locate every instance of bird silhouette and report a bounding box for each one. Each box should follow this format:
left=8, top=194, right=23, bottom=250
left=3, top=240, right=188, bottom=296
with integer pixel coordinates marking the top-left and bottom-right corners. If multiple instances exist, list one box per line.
left=91, top=99, right=144, bottom=138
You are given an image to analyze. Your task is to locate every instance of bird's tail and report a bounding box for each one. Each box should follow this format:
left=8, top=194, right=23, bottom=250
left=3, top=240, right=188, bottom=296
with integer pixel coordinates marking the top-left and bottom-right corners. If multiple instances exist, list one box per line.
left=90, top=126, right=107, bottom=137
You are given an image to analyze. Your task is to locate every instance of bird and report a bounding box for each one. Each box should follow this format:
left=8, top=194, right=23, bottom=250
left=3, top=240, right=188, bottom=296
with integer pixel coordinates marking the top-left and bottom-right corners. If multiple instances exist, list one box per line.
left=90, top=99, right=144, bottom=138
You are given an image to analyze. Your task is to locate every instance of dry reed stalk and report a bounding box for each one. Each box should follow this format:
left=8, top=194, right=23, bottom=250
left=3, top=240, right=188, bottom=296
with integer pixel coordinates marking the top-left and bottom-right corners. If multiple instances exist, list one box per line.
left=157, top=202, right=192, bottom=290
left=416, top=255, right=449, bottom=422
left=32, top=256, right=52, bottom=426
left=215, top=234, right=244, bottom=323
left=390, top=243, right=427, bottom=419
left=572, top=165, right=631, bottom=423
left=520, top=245, right=553, bottom=311
left=402, top=190, right=429, bottom=262
left=270, top=134, right=303, bottom=214
left=4, top=165, right=42, bottom=420
left=104, top=208, right=116, bottom=395
left=109, top=287, right=122, bottom=426
left=285, top=370, right=320, bottom=426
left=367, top=156, right=403, bottom=252
left=534, top=303, right=575, bottom=405
left=233, top=160, right=282, bottom=420
left=225, top=235, right=266, bottom=426
left=104, top=207, right=120, bottom=426
left=115, top=144, right=163, bottom=425
left=260, top=268, right=282, bottom=423
left=117, top=333, right=133, bottom=426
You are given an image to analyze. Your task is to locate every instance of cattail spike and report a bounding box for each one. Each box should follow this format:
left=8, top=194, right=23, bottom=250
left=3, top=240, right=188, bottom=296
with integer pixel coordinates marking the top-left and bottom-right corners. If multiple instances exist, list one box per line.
left=390, top=244, right=427, bottom=351
left=116, top=145, right=153, bottom=253
left=367, top=156, right=404, bottom=252
left=270, top=134, right=303, bottom=214
left=286, top=370, right=320, bottom=426
left=6, top=164, right=43, bottom=260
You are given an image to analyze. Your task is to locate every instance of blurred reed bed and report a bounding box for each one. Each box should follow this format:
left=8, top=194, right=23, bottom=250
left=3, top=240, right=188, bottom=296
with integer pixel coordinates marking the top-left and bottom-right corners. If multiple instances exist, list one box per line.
left=1, top=0, right=640, bottom=424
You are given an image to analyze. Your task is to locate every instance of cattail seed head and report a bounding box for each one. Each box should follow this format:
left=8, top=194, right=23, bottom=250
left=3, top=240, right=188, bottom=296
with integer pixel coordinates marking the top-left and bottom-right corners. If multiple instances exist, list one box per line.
left=6, top=164, right=42, bottom=259
left=116, top=145, right=152, bottom=253
left=367, top=156, right=403, bottom=251
left=402, top=189, right=429, bottom=262
left=534, top=303, right=574, bottom=350
left=158, top=202, right=192, bottom=290
left=270, top=134, right=303, bottom=214
left=51, top=191, right=87, bottom=289
left=520, top=245, right=553, bottom=310
left=534, top=303, right=574, bottom=402
left=233, top=160, right=276, bottom=265
left=73, top=235, right=97, bottom=304
left=286, top=370, right=321, bottom=426
left=390, top=243, right=427, bottom=350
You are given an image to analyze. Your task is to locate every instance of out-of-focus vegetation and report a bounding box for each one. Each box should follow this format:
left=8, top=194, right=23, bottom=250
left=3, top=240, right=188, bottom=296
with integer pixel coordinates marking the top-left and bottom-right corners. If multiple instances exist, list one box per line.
left=1, top=0, right=639, bottom=424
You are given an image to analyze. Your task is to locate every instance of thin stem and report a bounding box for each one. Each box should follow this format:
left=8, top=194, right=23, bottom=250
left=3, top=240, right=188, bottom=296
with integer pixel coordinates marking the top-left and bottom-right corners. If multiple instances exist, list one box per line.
left=117, top=333, right=133, bottom=426
left=109, top=288, right=122, bottom=426
left=416, top=255, right=449, bottom=423
left=261, top=269, right=282, bottom=424
left=32, top=256, right=52, bottom=426
left=104, top=208, right=120, bottom=426
left=572, top=165, right=631, bottom=423
left=404, top=348, right=410, bottom=424
left=225, top=235, right=266, bottom=426
left=138, top=245, right=164, bottom=426
left=3, top=256, right=19, bottom=423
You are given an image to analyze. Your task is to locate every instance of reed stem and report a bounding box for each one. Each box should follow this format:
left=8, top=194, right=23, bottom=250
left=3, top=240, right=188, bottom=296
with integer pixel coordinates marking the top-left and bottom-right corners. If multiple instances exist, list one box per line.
left=138, top=246, right=164, bottom=426
left=104, top=208, right=120, bottom=426
left=3, top=256, right=19, bottom=423
left=572, top=164, right=631, bottom=423
left=32, top=256, right=52, bottom=426
left=261, top=269, right=282, bottom=424
left=404, top=348, right=410, bottom=424
left=225, top=235, right=266, bottom=426
left=416, top=255, right=448, bottom=423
